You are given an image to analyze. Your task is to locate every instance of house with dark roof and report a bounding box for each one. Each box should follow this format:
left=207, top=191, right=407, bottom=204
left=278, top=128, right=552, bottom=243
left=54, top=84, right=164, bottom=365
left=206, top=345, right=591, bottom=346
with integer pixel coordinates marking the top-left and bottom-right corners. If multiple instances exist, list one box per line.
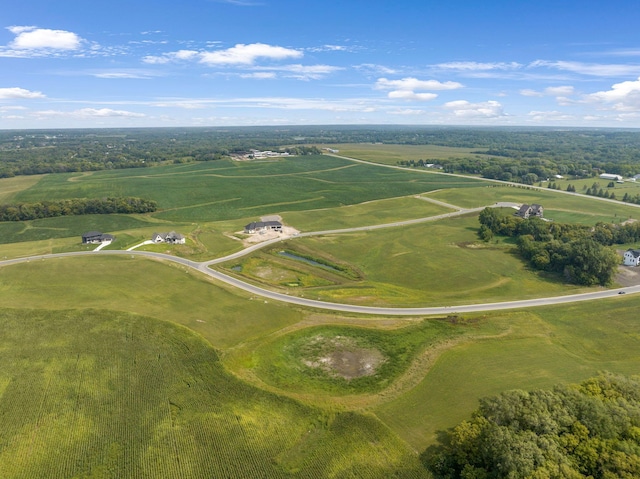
left=515, top=204, right=544, bottom=219
left=623, top=249, right=640, bottom=266
left=82, top=231, right=115, bottom=244
left=244, top=220, right=283, bottom=234
left=151, top=231, right=186, bottom=244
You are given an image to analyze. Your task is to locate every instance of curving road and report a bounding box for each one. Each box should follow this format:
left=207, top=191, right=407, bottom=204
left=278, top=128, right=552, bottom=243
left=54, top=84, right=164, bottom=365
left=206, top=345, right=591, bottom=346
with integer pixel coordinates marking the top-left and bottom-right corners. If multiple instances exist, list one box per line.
left=1, top=242, right=638, bottom=316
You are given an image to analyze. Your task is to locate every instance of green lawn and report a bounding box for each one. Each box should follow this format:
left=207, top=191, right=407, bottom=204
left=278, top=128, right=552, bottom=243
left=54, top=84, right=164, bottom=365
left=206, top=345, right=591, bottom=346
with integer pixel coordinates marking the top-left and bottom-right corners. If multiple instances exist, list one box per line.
left=282, top=196, right=453, bottom=232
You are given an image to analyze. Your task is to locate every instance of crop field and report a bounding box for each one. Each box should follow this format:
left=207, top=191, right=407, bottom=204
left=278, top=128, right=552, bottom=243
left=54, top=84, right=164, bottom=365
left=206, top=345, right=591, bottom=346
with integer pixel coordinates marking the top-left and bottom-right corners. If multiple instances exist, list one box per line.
left=11, top=156, right=482, bottom=223
left=321, top=144, right=496, bottom=165
left=223, top=215, right=591, bottom=307
left=0, top=308, right=427, bottom=478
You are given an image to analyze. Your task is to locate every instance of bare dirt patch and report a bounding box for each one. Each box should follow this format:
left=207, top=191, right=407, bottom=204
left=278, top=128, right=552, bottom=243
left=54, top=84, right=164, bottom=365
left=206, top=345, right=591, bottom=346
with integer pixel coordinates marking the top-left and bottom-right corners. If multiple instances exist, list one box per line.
left=615, top=264, right=640, bottom=287
left=301, top=335, right=386, bottom=380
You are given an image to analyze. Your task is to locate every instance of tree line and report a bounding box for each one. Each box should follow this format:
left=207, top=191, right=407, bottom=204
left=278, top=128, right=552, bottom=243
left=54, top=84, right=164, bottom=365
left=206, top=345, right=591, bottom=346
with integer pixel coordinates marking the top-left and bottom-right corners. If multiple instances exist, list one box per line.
left=424, top=372, right=640, bottom=478
left=478, top=208, right=624, bottom=286
left=0, top=197, right=157, bottom=221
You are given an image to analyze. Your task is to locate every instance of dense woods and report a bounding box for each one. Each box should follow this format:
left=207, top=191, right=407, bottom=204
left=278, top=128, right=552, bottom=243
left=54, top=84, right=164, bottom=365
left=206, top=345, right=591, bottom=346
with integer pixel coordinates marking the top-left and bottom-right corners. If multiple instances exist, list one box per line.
left=0, top=197, right=157, bottom=221
left=2, top=126, right=640, bottom=181
left=478, top=208, right=624, bottom=285
left=0, top=128, right=321, bottom=178
left=424, top=373, right=640, bottom=479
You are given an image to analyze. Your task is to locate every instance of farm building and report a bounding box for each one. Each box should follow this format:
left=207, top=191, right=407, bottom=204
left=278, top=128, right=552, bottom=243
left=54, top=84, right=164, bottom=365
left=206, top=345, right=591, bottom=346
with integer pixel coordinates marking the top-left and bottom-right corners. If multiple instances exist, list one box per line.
left=82, top=231, right=115, bottom=244
left=515, top=204, right=544, bottom=219
left=623, top=249, right=640, bottom=266
left=244, top=221, right=283, bottom=234
left=600, top=173, right=623, bottom=181
left=152, top=231, right=186, bottom=244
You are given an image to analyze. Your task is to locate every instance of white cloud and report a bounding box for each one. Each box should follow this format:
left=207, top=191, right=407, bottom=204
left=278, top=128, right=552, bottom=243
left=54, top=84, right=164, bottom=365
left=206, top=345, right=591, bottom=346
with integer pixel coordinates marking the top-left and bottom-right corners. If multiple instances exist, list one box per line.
left=434, top=61, right=522, bottom=71
left=0, top=87, right=45, bottom=99
left=143, top=50, right=199, bottom=64
left=92, top=71, right=156, bottom=79
left=388, top=109, right=425, bottom=115
left=200, top=43, right=302, bottom=65
left=530, top=60, right=640, bottom=77
left=587, top=77, right=640, bottom=111
left=8, top=26, right=82, bottom=50
left=520, top=86, right=574, bottom=97
left=528, top=110, right=575, bottom=122
left=355, top=64, right=398, bottom=75
left=375, top=77, right=462, bottom=102
left=239, top=72, right=277, bottom=79
left=443, top=100, right=505, bottom=118
left=375, top=77, right=463, bottom=91
left=388, top=90, right=438, bottom=101
left=35, top=108, right=145, bottom=118
left=253, top=64, right=342, bottom=80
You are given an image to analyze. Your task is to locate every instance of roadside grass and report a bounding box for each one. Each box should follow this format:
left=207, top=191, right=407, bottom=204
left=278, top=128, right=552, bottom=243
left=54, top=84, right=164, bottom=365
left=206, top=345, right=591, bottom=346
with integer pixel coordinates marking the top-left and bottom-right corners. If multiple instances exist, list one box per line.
left=322, top=144, right=496, bottom=165
left=0, top=308, right=427, bottom=478
left=225, top=215, right=590, bottom=307
left=282, top=196, right=454, bottom=232
left=0, top=256, right=302, bottom=349
left=374, top=297, right=640, bottom=452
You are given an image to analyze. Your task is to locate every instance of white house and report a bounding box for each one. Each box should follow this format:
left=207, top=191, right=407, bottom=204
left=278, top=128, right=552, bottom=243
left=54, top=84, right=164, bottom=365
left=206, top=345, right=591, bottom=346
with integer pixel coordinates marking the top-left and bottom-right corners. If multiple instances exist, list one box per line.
left=600, top=173, right=623, bottom=181
left=151, top=231, right=186, bottom=244
left=623, top=249, right=640, bottom=266
left=244, top=221, right=283, bottom=234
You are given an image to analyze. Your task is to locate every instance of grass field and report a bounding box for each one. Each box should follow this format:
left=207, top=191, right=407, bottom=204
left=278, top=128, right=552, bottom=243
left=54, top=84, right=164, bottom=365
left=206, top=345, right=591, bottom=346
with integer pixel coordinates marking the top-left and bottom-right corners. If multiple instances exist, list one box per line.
left=222, top=215, right=591, bottom=307
left=427, top=184, right=640, bottom=223
left=321, top=144, right=496, bottom=165
left=374, top=296, right=640, bottom=451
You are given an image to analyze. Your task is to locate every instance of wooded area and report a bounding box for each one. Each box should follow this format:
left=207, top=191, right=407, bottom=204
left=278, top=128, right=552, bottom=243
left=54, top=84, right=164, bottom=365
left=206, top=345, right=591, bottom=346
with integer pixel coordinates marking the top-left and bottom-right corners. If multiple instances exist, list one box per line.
left=478, top=208, right=625, bottom=285
left=0, top=197, right=157, bottom=221
left=424, top=373, right=640, bottom=479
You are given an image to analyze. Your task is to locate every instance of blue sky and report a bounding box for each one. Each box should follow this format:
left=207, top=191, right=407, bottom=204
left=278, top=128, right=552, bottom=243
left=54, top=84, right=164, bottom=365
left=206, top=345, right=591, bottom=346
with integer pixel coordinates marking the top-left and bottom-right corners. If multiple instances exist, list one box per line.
left=2, top=0, right=640, bottom=129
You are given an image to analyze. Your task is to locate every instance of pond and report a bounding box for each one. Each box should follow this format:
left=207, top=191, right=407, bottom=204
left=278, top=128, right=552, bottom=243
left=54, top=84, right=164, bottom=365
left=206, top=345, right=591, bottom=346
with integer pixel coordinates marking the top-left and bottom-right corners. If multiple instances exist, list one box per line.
left=278, top=251, right=341, bottom=272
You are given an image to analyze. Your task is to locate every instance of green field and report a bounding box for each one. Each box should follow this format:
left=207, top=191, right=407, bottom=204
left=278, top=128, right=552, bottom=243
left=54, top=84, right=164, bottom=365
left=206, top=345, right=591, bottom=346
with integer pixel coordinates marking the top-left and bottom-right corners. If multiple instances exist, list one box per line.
left=321, top=144, right=496, bottom=165
left=222, top=215, right=591, bottom=306
left=0, top=308, right=427, bottom=478
left=5, top=148, right=640, bottom=477
left=11, top=156, right=482, bottom=224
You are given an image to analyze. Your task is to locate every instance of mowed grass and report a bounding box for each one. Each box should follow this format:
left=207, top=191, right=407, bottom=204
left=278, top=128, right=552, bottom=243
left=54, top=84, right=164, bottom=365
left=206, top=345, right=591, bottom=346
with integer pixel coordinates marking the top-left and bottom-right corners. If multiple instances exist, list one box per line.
left=0, top=308, right=427, bottom=478
left=0, top=255, right=302, bottom=349
left=428, top=184, right=640, bottom=224
left=282, top=196, right=454, bottom=232
left=0, top=174, right=46, bottom=203
left=12, top=156, right=482, bottom=223
left=323, top=144, right=495, bottom=165
left=231, top=214, right=589, bottom=307
left=374, top=296, right=640, bottom=452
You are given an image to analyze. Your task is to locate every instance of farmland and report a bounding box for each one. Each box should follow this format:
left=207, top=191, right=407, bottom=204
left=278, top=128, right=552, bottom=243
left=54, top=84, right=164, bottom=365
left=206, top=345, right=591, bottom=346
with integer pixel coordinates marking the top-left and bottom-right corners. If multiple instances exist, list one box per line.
left=3, top=130, right=640, bottom=477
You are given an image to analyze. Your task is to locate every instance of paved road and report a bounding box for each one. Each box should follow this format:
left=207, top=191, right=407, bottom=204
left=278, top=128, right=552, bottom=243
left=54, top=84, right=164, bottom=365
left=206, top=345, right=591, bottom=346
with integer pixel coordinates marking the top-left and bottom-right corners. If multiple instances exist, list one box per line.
left=2, top=247, right=638, bottom=316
